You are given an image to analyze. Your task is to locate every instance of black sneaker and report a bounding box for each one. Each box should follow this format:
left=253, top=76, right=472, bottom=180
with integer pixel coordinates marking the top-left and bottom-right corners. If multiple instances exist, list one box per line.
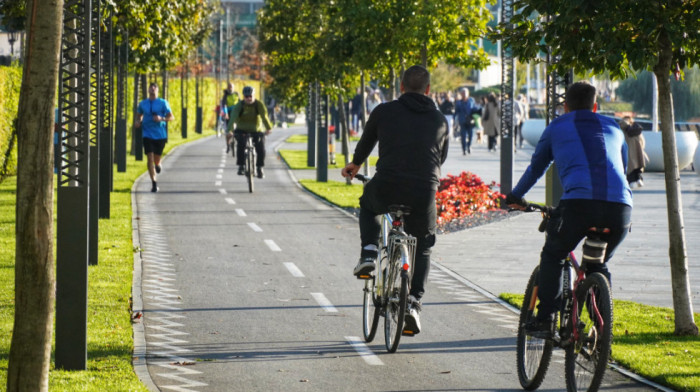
left=237, top=166, right=244, bottom=175
left=353, top=257, right=375, bottom=279
left=151, top=182, right=159, bottom=193
left=257, top=167, right=265, bottom=179
left=403, top=308, right=421, bottom=335
left=524, top=318, right=555, bottom=340
left=155, top=164, right=161, bottom=174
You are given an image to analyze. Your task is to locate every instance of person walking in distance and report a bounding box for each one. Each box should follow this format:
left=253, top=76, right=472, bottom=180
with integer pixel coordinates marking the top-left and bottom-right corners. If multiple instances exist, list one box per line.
left=228, top=86, right=273, bottom=179
left=341, top=65, right=449, bottom=335
left=619, top=116, right=648, bottom=188
left=482, top=92, right=501, bottom=152
left=454, top=88, right=480, bottom=155
left=135, top=82, right=175, bottom=192
left=506, top=81, right=632, bottom=338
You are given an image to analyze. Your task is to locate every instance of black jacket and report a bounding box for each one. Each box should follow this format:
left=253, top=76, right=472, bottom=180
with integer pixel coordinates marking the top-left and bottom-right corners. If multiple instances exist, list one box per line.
left=352, top=92, right=449, bottom=189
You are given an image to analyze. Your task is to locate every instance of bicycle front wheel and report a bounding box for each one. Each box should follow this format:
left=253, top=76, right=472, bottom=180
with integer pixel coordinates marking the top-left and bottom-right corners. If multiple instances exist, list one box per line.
left=517, top=265, right=554, bottom=390
left=246, top=148, right=255, bottom=193
left=384, top=244, right=408, bottom=353
left=565, top=272, right=613, bottom=392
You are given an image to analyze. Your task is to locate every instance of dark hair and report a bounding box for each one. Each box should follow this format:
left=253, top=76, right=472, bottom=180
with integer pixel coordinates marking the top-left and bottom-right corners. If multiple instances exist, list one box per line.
left=149, top=82, right=159, bottom=89
left=565, top=81, right=596, bottom=111
left=402, top=65, right=430, bottom=93
left=242, top=86, right=254, bottom=97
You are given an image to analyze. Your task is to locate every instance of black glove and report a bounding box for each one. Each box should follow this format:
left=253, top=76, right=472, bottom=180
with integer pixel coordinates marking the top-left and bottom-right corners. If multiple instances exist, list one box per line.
left=505, top=193, right=527, bottom=208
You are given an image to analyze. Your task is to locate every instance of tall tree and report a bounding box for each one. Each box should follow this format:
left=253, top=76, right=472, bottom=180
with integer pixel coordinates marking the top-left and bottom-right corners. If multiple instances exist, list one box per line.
left=494, top=0, right=699, bottom=335
left=6, top=0, right=64, bottom=389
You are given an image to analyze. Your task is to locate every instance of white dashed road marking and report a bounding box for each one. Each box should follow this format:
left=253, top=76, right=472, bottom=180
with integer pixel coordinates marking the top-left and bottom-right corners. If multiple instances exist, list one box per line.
left=215, top=181, right=222, bottom=186
left=247, top=222, right=263, bottom=232
left=235, top=209, right=247, bottom=217
left=218, top=189, right=227, bottom=195
left=225, top=197, right=236, bottom=205
left=311, top=292, right=338, bottom=312
left=345, top=336, right=384, bottom=366
left=283, top=262, right=304, bottom=277
left=265, top=239, right=281, bottom=252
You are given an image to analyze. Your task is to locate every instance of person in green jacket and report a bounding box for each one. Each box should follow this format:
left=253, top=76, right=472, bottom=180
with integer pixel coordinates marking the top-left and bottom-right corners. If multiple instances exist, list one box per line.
left=228, top=86, right=273, bottom=178
left=222, top=82, right=240, bottom=154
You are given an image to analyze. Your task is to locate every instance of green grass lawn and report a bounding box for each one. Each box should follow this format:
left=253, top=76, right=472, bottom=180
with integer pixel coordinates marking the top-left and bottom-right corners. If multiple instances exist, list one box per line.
left=285, top=134, right=360, bottom=144
left=0, top=128, right=210, bottom=390
left=279, top=149, right=378, bottom=170
left=299, top=179, right=364, bottom=208
left=500, top=293, right=700, bottom=392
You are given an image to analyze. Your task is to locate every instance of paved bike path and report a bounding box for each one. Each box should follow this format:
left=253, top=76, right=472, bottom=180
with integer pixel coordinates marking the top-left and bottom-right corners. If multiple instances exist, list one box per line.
left=132, top=126, right=673, bottom=391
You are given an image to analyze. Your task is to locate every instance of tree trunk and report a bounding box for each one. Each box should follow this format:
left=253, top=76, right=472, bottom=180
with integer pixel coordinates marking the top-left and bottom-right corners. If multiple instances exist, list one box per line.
left=7, top=0, right=64, bottom=390
left=653, top=31, right=698, bottom=336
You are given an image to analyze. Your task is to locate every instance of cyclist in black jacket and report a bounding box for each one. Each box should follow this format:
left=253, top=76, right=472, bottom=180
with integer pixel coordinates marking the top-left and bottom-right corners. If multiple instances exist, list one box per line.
left=341, top=65, right=449, bottom=334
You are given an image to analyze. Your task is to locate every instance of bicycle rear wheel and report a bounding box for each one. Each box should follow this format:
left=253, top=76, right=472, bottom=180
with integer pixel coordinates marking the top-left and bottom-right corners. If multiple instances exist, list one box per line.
left=517, top=265, right=554, bottom=390
left=384, top=244, right=408, bottom=353
left=565, top=272, right=613, bottom=392
left=246, top=146, right=255, bottom=193
left=362, top=277, right=381, bottom=342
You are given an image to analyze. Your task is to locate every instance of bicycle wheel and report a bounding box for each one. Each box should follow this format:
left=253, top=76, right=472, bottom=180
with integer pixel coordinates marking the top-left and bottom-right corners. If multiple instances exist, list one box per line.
left=384, top=244, right=408, bottom=353
left=246, top=146, right=255, bottom=193
left=362, top=277, right=381, bottom=342
left=565, top=272, right=613, bottom=392
left=517, top=265, right=554, bottom=390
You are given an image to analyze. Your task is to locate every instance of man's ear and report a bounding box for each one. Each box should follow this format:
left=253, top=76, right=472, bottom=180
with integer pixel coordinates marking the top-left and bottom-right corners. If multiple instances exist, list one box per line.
left=425, top=84, right=431, bottom=95
left=400, top=82, right=405, bottom=94
left=592, top=102, right=598, bottom=113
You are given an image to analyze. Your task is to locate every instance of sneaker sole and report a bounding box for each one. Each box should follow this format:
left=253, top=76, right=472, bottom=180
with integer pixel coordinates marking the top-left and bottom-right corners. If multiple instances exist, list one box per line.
left=403, top=315, right=421, bottom=335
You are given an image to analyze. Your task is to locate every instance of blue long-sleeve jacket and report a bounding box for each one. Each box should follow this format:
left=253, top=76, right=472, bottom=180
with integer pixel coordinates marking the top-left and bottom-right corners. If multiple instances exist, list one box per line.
left=512, top=110, right=633, bottom=207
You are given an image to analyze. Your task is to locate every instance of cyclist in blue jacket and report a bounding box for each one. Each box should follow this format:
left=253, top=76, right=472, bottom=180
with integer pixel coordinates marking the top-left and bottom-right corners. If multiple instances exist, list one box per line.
left=506, top=81, right=632, bottom=338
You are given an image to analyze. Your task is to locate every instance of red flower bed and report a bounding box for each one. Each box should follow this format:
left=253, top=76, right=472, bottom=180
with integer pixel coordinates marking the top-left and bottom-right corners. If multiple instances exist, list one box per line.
left=436, top=171, right=504, bottom=224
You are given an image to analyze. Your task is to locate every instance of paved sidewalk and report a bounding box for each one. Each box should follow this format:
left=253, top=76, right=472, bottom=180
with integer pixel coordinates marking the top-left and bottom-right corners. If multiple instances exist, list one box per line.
left=285, top=129, right=700, bottom=311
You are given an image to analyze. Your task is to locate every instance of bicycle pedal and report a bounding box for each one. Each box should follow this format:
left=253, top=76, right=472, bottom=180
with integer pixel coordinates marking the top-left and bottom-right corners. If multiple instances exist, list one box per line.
left=356, top=274, right=372, bottom=280
left=402, top=330, right=417, bottom=336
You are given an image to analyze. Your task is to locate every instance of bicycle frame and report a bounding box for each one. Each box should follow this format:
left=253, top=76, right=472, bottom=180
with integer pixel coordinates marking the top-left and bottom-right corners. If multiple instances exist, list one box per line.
left=560, top=239, right=604, bottom=347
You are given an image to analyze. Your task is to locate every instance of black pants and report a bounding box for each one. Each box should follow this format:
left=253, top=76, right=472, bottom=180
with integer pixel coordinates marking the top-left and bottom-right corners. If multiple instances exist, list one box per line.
left=537, top=199, right=632, bottom=319
left=359, top=178, right=437, bottom=301
left=235, top=131, right=266, bottom=167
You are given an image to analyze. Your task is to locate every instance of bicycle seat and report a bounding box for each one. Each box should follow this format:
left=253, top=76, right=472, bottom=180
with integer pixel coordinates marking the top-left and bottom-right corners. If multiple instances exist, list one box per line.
left=388, top=205, right=412, bottom=216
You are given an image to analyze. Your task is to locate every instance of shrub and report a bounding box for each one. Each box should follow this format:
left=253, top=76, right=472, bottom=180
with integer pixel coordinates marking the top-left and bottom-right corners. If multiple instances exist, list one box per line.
left=436, top=171, right=504, bottom=224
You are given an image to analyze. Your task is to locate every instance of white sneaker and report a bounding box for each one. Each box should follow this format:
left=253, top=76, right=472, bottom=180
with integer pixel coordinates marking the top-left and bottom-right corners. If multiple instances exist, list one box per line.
left=403, top=308, right=421, bottom=335
left=637, top=179, right=644, bottom=187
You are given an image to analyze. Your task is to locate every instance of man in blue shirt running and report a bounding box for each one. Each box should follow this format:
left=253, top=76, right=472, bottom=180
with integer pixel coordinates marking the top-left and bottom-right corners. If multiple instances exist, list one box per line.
left=506, top=81, right=632, bottom=338
left=135, top=83, right=175, bottom=192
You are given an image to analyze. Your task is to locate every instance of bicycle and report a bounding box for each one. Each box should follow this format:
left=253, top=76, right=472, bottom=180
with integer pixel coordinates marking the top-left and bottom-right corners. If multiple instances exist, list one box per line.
left=242, top=134, right=256, bottom=193
left=514, top=203, right=613, bottom=392
left=353, top=174, right=417, bottom=353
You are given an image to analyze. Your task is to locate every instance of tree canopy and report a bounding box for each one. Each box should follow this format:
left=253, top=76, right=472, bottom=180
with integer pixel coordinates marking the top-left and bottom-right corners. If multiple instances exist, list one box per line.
left=258, top=0, right=494, bottom=106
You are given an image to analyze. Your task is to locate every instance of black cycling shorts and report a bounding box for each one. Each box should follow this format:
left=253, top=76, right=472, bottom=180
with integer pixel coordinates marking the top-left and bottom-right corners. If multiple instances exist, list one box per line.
left=143, top=138, right=167, bottom=155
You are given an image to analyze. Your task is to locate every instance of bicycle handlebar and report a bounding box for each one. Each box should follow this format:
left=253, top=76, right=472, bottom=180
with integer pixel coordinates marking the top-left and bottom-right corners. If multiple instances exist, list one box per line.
left=509, top=203, right=553, bottom=233
left=353, top=173, right=370, bottom=183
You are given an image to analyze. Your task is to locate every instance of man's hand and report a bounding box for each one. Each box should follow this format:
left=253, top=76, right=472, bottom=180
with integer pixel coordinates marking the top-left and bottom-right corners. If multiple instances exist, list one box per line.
left=341, top=162, right=360, bottom=179
left=505, top=193, right=527, bottom=210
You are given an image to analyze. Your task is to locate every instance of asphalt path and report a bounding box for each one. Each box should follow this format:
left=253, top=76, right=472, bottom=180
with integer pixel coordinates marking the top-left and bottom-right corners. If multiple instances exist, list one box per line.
left=133, top=126, right=665, bottom=391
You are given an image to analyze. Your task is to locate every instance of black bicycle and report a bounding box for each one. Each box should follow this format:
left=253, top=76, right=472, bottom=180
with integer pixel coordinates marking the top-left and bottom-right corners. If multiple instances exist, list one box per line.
left=243, top=134, right=256, bottom=193
left=515, top=203, right=613, bottom=392
left=354, top=174, right=417, bottom=353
